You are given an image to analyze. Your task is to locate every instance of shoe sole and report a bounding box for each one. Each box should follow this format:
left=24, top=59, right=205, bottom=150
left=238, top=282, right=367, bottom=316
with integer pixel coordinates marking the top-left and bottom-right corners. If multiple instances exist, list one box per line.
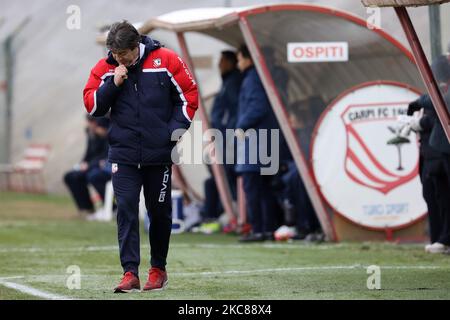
left=426, top=249, right=445, bottom=254
left=114, top=288, right=141, bottom=293
left=143, top=279, right=168, bottom=292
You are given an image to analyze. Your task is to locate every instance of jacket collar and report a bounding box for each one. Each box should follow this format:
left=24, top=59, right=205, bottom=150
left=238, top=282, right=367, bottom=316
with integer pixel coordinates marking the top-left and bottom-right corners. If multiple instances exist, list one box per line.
left=222, top=68, right=239, bottom=80
left=242, top=65, right=255, bottom=77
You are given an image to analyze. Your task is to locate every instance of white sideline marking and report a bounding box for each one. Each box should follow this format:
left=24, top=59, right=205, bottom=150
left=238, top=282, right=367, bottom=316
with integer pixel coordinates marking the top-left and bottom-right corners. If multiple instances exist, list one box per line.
left=173, top=243, right=345, bottom=250
left=0, top=243, right=348, bottom=253
left=171, top=265, right=444, bottom=277
left=14, top=264, right=446, bottom=281
left=0, top=245, right=118, bottom=253
left=0, top=278, right=72, bottom=300
left=0, top=242, right=430, bottom=254
left=5, top=265, right=445, bottom=283
left=0, top=276, right=24, bottom=280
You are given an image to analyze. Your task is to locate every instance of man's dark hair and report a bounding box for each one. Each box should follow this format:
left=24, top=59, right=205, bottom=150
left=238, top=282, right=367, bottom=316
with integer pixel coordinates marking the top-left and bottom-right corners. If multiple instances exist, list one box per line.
left=106, top=20, right=140, bottom=52
left=221, top=50, right=238, bottom=66
left=238, top=44, right=252, bottom=60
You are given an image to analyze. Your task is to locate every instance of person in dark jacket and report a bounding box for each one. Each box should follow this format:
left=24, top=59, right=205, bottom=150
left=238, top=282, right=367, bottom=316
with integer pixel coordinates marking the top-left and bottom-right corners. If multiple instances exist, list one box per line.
left=408, top=95, right=443, bottom=247
left=64, top=115, right=110, bottom=216
left=261, top=46, right=289, bottom=106
left=410, top=55, right=450, bottom=253
left=83, top=21, right=198, bottom=292
left=275, top=100, right=322, bottom=241
left=201, top=51, right=242, bottom=225
left=210, top=50, right=242, bottom=136
left=235, top=45, right=280, bottom=242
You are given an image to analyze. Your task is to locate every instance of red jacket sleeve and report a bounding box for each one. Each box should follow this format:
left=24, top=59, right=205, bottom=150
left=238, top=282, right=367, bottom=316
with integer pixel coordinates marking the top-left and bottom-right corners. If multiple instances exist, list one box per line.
left=83, top=60, right=121, bottom=116
left=166, top=52, right=199, bottom=135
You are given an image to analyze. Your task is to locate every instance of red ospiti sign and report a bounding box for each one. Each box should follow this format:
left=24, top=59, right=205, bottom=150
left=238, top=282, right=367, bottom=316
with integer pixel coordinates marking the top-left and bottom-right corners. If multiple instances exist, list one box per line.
left=287, top=42, right=348, bottom=63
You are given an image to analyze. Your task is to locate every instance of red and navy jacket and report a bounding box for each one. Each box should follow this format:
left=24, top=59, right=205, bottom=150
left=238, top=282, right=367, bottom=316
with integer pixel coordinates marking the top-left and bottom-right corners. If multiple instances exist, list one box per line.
left=83, top=36, right=198, bottom=166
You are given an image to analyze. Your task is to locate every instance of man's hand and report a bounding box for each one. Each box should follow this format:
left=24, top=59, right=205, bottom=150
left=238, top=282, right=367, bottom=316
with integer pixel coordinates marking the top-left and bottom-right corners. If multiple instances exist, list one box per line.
left=114, top=65, right=128, bottom=87
left=79, top=162, right=89, bottom=172
left=407, top=100, right=421, bottom=116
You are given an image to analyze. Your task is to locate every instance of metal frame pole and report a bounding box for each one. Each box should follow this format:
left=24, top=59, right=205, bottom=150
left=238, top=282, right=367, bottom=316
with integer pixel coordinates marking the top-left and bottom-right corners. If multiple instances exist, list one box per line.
left=429, top=4, right=442, bottom=62
left=395, top=6, right=450, bottom=142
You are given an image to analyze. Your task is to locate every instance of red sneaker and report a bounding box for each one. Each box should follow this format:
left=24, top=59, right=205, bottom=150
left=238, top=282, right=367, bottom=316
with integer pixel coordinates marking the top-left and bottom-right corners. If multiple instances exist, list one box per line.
left=143, top=267, right=168, bottom=291
left=114, top=271, right=141, bottom=293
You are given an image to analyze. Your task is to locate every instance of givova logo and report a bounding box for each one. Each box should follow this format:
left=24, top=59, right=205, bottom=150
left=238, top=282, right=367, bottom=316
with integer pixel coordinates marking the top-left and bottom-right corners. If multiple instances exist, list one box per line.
left=158, top=166, right=170, bottom=203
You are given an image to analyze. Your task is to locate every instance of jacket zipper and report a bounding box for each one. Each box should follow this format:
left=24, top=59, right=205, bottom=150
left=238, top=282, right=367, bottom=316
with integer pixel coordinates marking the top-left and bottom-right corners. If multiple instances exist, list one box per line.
left=134, top=79, right=142, bottom=168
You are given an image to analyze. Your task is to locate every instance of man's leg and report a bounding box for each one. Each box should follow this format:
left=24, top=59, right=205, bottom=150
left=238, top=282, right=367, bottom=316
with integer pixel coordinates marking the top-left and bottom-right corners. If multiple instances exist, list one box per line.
left=297, top=176, right=320, bottom=233
left=225, top=164, right=237, bottom=200
left=281, top=165, right=300, bottom=227
left=438, top=156, right=450, bottom=246
left=242, top=172, right=263, bottom=234
left=86, top=167, right=111, bottom=201
left=261, top=175, right=277, bottom=236
left=202, top=176, right=221, bottom=221
left=112, top=164, right=143, bottom=276
left=143, top=165, right=172, bottom=271
left=63, top=170, right=94, bottom=211
left=422, top=159, right=442, bottom=244
left=282, top=166, right=310, bottom=234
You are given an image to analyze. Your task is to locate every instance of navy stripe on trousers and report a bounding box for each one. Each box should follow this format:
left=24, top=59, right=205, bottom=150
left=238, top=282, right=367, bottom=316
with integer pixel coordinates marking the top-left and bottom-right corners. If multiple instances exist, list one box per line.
left=112, top=164, right=172, bottom=276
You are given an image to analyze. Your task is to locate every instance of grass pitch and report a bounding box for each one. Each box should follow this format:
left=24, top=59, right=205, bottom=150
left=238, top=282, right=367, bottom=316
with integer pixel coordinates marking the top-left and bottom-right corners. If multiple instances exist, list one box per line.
left=0, top=192, right=450, bottom=300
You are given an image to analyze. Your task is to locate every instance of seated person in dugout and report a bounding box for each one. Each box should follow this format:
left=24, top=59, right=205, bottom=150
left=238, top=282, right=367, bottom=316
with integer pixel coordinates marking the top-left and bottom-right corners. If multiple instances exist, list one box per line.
left=272, top=100, right=323, bottom=241
left=64, top=115, right=111, bottom=219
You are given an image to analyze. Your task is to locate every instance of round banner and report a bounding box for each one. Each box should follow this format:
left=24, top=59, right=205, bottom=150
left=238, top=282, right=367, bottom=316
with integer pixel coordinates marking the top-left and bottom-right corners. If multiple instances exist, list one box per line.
left=311, top=81, right=427, bottom=229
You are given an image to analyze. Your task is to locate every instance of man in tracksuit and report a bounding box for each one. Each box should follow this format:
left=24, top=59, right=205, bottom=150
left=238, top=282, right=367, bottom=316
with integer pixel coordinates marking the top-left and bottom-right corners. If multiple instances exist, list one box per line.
left=83, top=21, right=198, bottom=292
